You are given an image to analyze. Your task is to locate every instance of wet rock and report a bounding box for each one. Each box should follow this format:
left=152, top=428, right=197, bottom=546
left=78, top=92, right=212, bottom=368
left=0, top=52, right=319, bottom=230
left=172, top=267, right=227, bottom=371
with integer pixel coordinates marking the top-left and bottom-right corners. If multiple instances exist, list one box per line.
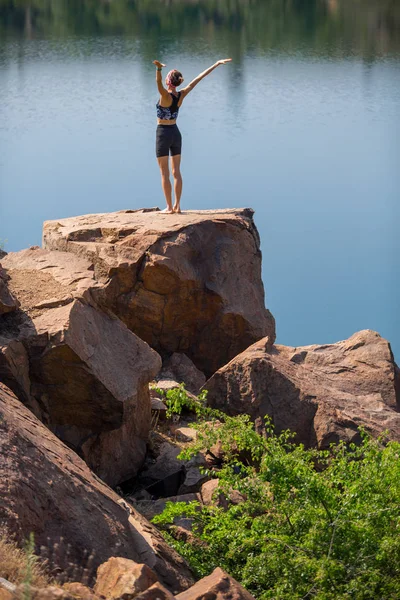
left=0, top=248, right=161, bottom=486
left=43, top=208, right=275, bottom=375
left=0, top=383, right=194, bottom=593
left=205, top=330, right=400, bottom=447
left=175, top=567, right=255, bottom=600
left=94, top=557, right=158, bottom=599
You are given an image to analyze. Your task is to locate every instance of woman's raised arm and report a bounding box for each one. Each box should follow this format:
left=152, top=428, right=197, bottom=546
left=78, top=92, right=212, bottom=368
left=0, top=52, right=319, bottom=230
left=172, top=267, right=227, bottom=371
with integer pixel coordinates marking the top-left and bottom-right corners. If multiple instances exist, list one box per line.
left=181, top=58, right=232, bottom=98
left=153, top=60, right=170, bottom=101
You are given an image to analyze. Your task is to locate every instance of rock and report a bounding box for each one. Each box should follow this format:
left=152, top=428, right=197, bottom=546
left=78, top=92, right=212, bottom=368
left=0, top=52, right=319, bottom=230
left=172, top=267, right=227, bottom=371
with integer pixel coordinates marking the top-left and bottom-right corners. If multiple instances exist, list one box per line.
left=62, top=583, right=99, bottom=599
left=201, top=480, right=225, bottom=507
left=0, top=247, right=161, bottom=486
left=178, top=466, right=208, bottom=496
left=0, top=267, right=19, bottom=315
left=175, top=567, right=255, bottom=600
left=173, top=427, right=197, bottom=442
left=200, top=480, right=245, bottom=510
left=141, top=442, right=183, bottom=483
left=0, top=383, right=194, bottom=593
left=0, top=250, right=7, bottom=259
left=140, top=442, right=207, bottom=498
left=161, top=354, right=206, bottom=395
left=138, top=441, right=207, bottom=498
left=94, top=557, right=158, bottom=599
left=205, top=331, right=400, bottom=447
left=12, top=586, right=75, bottom=599
left=42, top=208, right=276, bottom=375
left=151, top=397, right=167, bottom=412
left=133, top=582, right=175, bottom=600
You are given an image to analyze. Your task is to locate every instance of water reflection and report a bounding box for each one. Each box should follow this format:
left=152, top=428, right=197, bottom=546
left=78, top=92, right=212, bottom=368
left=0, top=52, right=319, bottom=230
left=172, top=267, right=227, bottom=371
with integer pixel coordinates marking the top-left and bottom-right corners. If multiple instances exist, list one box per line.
left=0, top=0, right=399, bottom=59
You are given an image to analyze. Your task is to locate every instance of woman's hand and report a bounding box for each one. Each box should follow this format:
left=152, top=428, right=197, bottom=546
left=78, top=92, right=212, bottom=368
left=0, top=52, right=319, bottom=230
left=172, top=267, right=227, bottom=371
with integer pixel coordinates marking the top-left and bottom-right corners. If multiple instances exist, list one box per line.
left=153, top=60, right=166, bottom=69
left=216, top=58, right=232, bottom=66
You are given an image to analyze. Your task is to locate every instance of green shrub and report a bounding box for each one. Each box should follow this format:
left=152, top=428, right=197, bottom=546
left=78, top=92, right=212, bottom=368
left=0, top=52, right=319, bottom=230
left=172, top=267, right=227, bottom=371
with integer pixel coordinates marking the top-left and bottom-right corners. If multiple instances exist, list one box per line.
left=153, top=415, right=400, bottom=599
left=152, top=383, right=208, bottom=419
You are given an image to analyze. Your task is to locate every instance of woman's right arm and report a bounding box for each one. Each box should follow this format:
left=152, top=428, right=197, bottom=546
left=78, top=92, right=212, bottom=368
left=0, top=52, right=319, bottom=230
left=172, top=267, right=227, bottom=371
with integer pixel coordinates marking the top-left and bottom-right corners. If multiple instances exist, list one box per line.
left=181, top=58, right=232, bottom=98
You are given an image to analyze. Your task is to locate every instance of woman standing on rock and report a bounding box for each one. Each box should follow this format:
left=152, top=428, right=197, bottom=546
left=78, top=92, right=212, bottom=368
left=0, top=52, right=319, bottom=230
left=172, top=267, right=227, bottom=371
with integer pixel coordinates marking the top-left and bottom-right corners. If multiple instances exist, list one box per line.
left=153, top=58, right=232, bottom=214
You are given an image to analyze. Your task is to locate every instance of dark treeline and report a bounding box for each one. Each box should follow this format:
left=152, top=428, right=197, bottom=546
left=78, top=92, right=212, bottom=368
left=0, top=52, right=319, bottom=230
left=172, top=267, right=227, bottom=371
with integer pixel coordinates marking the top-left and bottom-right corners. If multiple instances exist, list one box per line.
left=0, top=0, right=399, bottom=58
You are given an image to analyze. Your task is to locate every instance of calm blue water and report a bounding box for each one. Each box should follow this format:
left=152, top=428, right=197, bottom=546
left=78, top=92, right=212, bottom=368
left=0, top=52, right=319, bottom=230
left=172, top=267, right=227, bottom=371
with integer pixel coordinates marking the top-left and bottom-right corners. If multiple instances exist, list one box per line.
left=0, top=1, right=399, bottom=359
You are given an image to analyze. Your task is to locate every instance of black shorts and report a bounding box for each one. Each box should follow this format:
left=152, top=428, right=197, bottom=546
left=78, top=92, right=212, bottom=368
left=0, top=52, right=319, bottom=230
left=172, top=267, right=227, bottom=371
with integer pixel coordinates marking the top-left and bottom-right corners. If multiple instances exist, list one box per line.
left=156, top=124, right=182, bottom=158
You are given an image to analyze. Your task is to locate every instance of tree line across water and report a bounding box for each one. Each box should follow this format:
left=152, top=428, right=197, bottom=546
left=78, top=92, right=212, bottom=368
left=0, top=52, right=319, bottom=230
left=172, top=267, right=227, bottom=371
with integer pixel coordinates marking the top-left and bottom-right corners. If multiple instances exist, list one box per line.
left=0, top=0, right=399, bottom=58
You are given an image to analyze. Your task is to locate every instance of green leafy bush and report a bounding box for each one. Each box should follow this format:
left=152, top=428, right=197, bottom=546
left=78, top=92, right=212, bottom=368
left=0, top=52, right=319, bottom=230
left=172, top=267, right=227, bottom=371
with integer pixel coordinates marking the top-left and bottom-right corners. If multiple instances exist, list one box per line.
left=153, top=415, right=400, bottom=599
left=152, top=383, right=208, bottom=419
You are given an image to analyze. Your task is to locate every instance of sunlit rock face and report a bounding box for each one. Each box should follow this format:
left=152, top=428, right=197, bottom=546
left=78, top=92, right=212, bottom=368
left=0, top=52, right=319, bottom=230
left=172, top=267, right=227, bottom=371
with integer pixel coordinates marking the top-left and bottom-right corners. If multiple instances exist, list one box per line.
left=0, top=382, right=194, bottom=593
left=42, top=208, right=276, bottom=376
left=0, top=247, right=161, bottom=486
left=205, top=330, right=400, bottom=448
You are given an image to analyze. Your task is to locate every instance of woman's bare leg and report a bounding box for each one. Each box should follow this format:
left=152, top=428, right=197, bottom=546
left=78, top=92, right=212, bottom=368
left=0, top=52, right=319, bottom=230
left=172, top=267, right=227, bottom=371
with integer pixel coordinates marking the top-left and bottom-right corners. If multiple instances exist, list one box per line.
left=171, top=154, right=182, bottom=213
left=157, top=156, right=173, bottom=213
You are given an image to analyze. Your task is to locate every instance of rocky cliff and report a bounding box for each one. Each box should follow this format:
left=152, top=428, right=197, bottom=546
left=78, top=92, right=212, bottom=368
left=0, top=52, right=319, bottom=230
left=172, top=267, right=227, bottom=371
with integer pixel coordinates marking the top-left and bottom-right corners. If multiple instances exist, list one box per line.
left=42, top=208, right=276, bottom=375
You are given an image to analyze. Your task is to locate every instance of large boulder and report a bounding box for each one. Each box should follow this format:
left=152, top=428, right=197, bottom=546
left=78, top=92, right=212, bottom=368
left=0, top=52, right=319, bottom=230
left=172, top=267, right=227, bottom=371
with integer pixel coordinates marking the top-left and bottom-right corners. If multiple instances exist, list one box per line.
left=94, top=557, right=158, bottom=598
left=42, top=208, right=275, bottom=375
left=204, top=330, right=400, bottom=447
left=0, top=383, right=194, bottom=593
left=0, top=247, right=161, bottom=485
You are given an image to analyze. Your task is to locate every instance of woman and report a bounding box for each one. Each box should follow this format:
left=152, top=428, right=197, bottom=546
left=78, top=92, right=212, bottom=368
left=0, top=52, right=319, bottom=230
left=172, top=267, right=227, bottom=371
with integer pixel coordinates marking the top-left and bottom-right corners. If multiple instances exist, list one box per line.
left=153, top=58, right=232, bottom=213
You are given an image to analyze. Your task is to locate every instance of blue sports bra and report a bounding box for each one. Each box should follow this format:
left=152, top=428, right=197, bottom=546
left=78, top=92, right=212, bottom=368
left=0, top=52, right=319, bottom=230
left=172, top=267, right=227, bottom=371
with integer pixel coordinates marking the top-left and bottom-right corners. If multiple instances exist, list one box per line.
left=156, top=92, right=181, bottom=120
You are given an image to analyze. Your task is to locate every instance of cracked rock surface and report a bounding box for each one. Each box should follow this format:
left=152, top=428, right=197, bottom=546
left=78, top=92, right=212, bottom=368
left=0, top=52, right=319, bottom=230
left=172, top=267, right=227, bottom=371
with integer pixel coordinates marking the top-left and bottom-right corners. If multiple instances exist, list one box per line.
left=43, top=208, right=275, bottom=376
left=0, top=247, right=161, bottom=486
left=0, top=382, right=194, bottom=593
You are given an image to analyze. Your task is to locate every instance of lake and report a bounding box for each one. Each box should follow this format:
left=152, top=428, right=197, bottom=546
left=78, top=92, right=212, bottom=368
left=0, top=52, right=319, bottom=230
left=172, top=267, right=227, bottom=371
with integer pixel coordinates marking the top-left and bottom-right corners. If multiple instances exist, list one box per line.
left=0, top=0, right=399, bottom=359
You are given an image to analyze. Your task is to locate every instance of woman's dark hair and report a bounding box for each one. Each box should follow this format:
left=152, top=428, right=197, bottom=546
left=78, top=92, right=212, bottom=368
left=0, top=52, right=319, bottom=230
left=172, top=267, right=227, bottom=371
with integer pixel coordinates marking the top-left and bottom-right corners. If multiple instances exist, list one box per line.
left=166, top=70, right=183, bottom=87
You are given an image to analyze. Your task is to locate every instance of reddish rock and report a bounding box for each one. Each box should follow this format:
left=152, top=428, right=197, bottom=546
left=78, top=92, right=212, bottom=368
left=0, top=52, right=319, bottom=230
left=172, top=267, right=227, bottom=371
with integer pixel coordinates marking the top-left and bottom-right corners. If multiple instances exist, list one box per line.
left=160, top=354, right=206, bottom=395
left=62, top=583, right=99, bottom=599
left=0, top=266, right=19, bottom=315
left=42, top=209, right=275, bottom=375
left=0, top=248, right=161, bottom=486
left=200, top=480, right=227, bottom=509
left=205, top=330, right=400, bottom=447
left=12, top=587, right=75, bottom=600
left=133, top=582, right=175, bottom=600
left=94, top=557, right=158, bottom=599
left=175, top=567, right=255, bottom=600
left=0, top=383, right=194, bottom=593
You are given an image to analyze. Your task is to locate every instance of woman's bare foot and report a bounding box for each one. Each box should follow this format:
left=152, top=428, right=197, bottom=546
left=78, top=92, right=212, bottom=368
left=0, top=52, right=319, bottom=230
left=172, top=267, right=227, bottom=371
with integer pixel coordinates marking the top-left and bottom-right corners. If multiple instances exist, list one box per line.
left=161, top=207, right=174, bottom=214
left=173, top=204, right=182, bottom=214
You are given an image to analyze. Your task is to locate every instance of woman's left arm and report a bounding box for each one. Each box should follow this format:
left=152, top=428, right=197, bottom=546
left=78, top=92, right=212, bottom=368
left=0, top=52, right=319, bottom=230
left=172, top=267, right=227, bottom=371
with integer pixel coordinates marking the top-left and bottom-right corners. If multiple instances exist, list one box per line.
left=180, top=58, right=232, bottom=98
